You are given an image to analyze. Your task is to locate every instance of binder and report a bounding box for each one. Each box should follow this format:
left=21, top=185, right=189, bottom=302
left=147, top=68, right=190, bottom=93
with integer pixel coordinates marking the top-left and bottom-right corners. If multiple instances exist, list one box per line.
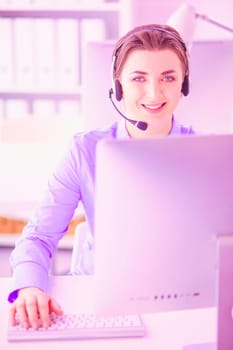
left=34, top=19, right=56, bottom=89
left=33, top=99, right=56, bottom=118
left=0, top=99, right=4, bottom=118
left=5, top=99, right=29, bottom=119
left=0, top=18, right=14, bottom=89
left=58, top=100, right=80, bottom=117
left=56, top=18, right=80, bottom=89
left=0, top=0, right=31, bottom=8
left=14, top=18, right=36, bottom=89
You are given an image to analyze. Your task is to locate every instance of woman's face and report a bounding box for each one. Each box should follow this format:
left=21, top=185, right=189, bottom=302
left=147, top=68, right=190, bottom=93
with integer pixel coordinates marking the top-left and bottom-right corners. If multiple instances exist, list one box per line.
left=119, top=48, right=184, bottom=137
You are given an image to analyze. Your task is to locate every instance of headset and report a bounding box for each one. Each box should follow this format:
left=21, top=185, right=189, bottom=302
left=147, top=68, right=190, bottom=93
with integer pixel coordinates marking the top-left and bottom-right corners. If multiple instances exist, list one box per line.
left=108, top=26, right=189, bottom=130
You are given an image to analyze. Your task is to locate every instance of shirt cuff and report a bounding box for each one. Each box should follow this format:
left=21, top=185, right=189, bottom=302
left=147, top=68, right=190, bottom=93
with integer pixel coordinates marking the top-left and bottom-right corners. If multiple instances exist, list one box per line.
left=8, top=262, right=49, bottom=303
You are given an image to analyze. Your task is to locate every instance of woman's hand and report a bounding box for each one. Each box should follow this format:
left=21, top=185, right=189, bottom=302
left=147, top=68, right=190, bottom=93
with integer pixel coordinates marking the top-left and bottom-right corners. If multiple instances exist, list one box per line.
left=9, top=287, right=63, bottom=329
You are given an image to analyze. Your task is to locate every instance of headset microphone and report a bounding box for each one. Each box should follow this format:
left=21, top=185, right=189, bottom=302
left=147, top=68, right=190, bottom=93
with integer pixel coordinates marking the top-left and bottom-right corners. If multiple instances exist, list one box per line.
left=108, top=88, right=148, bottom=131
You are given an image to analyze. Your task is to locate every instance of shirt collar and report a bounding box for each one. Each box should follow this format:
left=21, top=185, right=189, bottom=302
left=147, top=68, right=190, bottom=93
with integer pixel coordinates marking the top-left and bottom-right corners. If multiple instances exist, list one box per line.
left=116, top=119, right=131, bottom=139
left=169, top=116, right=180, bottom=135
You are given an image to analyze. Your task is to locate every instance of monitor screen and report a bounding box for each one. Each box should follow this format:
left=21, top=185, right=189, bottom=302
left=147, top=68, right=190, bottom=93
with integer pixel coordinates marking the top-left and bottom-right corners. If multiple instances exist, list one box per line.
left=93, top=134, right=233, bottom=317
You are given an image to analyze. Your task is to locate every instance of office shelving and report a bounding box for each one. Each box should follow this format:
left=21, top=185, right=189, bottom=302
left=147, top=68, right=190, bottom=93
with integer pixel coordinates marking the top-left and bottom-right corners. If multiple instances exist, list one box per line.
left=0, top=1, right=122, bottom=118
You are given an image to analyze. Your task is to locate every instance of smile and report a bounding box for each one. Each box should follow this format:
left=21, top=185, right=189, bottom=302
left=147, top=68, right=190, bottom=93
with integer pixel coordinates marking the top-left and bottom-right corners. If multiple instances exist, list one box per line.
left=142, top=102, right=166, bottom=111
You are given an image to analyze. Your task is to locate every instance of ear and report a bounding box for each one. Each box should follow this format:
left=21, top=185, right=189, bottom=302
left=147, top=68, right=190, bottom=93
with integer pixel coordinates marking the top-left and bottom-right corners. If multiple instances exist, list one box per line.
left=181, top=75, right=189, bottom=96
left=114, top=80, right=123, bottom=101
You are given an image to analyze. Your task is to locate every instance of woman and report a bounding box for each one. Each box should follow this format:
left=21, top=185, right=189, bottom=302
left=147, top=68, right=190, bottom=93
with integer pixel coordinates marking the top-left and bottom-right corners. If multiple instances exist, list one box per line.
left=8, top=23, right=194, bottom=329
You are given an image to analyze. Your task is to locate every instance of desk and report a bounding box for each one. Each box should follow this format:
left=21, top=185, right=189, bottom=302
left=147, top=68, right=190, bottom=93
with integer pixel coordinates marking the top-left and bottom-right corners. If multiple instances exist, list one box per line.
left=0, top=275, right=216, bottom=350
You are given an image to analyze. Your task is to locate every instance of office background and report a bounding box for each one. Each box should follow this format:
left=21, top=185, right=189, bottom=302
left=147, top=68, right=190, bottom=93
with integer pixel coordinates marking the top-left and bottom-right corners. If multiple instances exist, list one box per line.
left=0, top=0, right=232, bottom=276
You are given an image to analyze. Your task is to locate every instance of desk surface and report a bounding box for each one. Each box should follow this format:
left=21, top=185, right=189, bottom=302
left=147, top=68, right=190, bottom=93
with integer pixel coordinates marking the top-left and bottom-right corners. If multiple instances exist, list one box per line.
left=0, top=275, right=216, bottom=350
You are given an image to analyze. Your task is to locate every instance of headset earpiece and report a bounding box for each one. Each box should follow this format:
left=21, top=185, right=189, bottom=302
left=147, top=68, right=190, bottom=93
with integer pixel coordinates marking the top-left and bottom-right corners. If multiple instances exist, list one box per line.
left=114, top=80, right=123, bottom=101
left=181, top=75, right=189, bottom=96
left=111, top=55, right=123, bottom=101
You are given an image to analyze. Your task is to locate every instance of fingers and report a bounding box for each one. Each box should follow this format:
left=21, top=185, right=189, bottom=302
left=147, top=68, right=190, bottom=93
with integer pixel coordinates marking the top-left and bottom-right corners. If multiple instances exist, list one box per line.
left=26, top=293, right=46, bottom=329
left=17, top=296, right=31, bottom=328
left=11, top=291, right=40, bottom=329
left=9, top=304, right=17, bottom=327
left=49, top=298, right=63, bottom=316
left=36, top=292, right=50, bottom=328
left=9, top=288, right=63, bottom=329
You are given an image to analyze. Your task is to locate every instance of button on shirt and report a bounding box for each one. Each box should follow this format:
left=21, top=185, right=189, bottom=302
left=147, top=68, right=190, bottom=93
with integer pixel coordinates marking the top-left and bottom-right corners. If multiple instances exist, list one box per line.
left=8, top=118, right=194, bottom=302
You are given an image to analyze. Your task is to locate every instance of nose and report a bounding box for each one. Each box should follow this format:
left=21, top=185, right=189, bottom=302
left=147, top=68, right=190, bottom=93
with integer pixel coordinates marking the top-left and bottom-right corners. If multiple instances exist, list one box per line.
left=146, top=80, right=163, bottom=100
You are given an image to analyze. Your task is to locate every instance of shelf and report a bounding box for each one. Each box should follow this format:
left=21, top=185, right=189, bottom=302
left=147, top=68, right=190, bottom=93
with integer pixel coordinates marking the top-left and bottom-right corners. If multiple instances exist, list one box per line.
left=0, top=3, right=120, bottom=18
left=0, top=87, right=82, bottom=100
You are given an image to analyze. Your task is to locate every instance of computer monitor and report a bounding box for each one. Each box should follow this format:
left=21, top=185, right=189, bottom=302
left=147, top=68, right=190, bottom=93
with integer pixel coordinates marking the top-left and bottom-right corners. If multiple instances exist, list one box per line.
left=93, top=134, right=233, bottom=320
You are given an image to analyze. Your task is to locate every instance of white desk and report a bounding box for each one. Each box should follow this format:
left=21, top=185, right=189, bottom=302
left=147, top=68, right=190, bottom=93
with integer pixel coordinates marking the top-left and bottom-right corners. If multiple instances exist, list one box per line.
left=0, top=276, right=216, bottom=349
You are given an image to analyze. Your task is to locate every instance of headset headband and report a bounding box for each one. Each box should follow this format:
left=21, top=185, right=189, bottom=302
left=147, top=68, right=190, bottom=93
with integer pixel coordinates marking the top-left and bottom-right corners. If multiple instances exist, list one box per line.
left=114, top=27, right=187, bottom=57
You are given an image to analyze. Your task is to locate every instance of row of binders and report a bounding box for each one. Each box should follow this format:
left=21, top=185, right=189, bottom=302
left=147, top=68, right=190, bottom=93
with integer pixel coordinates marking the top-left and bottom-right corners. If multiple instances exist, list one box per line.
left=0, top=17, right=106, bottom=90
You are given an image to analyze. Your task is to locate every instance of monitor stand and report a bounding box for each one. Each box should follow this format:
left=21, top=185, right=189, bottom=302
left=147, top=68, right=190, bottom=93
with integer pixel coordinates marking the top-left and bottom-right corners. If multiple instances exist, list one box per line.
left=216, top=234, right=233, bottom=349
left=183, top=234, right=233, bottom=350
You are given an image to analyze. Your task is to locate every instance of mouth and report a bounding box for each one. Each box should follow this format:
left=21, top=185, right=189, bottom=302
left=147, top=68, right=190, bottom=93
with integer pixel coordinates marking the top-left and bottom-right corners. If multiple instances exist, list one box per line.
left=142, top=102, right=166, bottom=112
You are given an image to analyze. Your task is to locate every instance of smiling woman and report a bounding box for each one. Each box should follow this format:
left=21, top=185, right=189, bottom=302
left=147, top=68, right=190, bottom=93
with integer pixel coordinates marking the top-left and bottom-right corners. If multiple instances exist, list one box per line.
left=8, top=23, right=194, bottom=330
left=110, top=24, right=190, bottom=138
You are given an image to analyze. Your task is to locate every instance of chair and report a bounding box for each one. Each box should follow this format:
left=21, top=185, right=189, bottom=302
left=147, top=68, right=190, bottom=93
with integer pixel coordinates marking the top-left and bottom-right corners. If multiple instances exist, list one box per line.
left=70, top=220, right=94, bottom=275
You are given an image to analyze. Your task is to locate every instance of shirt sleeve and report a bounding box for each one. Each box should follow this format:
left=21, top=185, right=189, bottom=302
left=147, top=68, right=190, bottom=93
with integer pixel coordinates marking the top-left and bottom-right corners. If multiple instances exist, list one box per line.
left=8, top=136, right=82, bottom=302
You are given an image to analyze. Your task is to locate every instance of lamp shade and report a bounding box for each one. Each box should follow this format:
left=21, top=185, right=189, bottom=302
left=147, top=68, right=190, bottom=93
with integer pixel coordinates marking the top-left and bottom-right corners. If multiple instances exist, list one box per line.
left=166, top=3, right=197, bottom=50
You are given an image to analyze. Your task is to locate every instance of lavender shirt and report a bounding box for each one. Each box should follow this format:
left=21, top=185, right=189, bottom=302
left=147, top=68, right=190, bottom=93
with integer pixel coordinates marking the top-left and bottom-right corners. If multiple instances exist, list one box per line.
left=8, top=118, right=194, bottom=302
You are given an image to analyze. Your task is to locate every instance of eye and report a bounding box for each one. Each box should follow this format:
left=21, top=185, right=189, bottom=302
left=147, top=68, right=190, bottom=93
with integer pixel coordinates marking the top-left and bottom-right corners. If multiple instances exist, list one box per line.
left=132, top=76, right=145, bottom=82
left=162, top=75, right=175, bottom=82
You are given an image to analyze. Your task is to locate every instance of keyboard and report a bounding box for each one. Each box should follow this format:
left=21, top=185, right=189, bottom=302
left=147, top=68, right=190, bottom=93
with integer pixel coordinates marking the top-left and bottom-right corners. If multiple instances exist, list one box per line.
left=7, top=312, right=145, bottom=342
